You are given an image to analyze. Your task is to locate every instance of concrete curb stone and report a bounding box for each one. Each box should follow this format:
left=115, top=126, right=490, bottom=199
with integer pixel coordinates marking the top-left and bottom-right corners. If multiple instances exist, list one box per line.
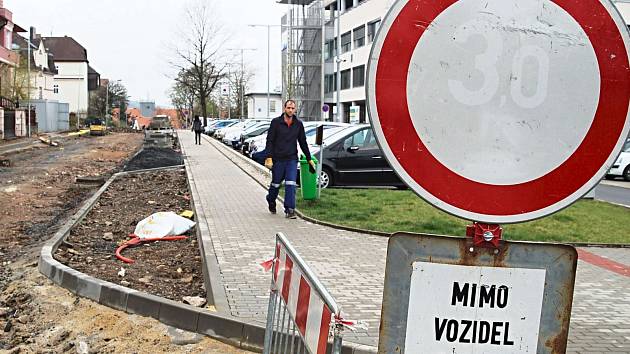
left=206, top=135, right=630, bottom=249
left=37, top=164, right=266, bottom=353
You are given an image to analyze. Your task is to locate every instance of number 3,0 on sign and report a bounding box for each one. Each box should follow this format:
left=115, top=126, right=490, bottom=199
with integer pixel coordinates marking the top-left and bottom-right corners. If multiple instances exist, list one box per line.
left=367, top=0, right=630, bottom=223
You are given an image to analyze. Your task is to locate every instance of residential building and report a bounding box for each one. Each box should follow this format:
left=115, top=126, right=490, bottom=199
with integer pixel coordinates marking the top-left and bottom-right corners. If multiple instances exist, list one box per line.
left=13, top=31, right=58, bottom=101
left=323, top=0, right=392, bottom=123
left=0, top=0, right=27, bottom=139
left=41, top=35, right=100, bottom=120
left=245, top=92, right=282, bottom=118
left=0, top=0, right=23, bottom=70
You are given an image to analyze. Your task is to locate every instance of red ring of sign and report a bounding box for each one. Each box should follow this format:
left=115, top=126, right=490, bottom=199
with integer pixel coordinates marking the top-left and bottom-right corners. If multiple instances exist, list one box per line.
left=375, top=0, right=630, bottom=216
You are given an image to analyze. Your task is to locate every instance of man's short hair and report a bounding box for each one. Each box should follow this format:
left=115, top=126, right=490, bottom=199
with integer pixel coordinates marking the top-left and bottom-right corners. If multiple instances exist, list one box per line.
left=195, top=115, right=199, bottom=119
left=284, top=99, right=296, bottom=107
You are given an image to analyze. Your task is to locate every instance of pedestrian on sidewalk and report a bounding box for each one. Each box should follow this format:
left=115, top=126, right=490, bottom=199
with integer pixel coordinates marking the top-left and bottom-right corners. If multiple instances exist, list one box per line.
left=192, top=115, right=203, bottom=145
left=264, top=99, right=316, bottom=219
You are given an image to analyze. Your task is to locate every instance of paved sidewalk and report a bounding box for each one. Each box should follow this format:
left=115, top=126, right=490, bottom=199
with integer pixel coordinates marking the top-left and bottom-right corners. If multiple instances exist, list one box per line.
left=179, top=130, right=630, bottom=352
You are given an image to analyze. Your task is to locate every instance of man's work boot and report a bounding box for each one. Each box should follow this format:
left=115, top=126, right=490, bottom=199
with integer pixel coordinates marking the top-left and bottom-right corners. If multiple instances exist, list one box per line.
left=268, top=202, right=277, bottom=214
left=285, top=209, right=296, bottom=219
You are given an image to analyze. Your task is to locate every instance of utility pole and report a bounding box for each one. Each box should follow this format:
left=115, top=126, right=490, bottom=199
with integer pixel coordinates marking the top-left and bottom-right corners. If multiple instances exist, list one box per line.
left=27, top=27, right=32, bottom=137
left=226, top=48, right=256, bottom=118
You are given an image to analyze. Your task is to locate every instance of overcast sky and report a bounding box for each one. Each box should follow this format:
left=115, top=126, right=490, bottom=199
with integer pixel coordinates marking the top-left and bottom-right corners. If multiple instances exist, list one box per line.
left=7, top=0, right=286, bottom=107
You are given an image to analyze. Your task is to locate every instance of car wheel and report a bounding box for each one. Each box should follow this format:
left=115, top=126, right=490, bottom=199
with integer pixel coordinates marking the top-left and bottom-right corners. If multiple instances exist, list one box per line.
left=623, top=166, right=630, bottom=182
left=319, top=168, right=333, bottom=189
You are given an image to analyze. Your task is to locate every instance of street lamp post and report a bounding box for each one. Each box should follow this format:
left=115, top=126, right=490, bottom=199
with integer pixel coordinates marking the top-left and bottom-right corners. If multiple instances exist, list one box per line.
left=226, top=48, right=256, bottom=118
left=248, top=25, right=281, bottom=118
left=335, top=0, right=342, bottom=123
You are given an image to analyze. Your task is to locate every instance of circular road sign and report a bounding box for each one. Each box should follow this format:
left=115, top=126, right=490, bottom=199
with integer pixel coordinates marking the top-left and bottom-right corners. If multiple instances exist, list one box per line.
left=367, top=0, right=630, bottom=223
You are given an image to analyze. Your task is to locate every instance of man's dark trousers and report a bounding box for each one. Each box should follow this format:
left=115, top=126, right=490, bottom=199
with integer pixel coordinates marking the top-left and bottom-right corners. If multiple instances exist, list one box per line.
left=266, top=160, right=298, bottom=212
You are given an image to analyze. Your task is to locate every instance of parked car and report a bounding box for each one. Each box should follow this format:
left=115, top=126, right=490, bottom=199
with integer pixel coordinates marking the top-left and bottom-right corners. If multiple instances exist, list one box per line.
left=606, top=139, right=630, bottom=181
left=240, top=124, right=271, bottom=154
left=216, top=119, right=268, bottom=141
left=308, top=124, right=406, bottom=189
left=248, top=121, right=350, bottom=158
left=222, top=119, right=271, bottom=148
left=205, top=119, right=238, bottom=136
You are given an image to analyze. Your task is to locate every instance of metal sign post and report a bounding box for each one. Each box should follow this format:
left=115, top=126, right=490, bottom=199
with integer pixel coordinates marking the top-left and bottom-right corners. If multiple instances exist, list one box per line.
left=315, top=124, right=324, bottom=197
left=379, top=233, right=578, bottom=354
left=366, top=0, right=630, bottom=352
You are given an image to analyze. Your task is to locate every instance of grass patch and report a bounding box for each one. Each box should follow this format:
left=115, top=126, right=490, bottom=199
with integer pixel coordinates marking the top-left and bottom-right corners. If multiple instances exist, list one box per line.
left=295, top=188, right=630, bottom=244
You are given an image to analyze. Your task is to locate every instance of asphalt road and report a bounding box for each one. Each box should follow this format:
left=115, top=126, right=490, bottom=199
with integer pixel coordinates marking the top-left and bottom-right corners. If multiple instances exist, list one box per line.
left=595, top=181, right=630, bottom=207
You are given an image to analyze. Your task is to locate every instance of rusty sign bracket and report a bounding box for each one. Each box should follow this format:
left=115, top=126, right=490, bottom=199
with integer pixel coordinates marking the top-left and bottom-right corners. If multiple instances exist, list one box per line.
left=466, top=222, right=503, bottom=249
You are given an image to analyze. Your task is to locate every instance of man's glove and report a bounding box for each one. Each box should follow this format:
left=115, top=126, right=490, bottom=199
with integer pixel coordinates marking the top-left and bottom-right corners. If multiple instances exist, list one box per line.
left=264, top=158, right=273, bottom=170
left=308, top=160, right=316, bottom=174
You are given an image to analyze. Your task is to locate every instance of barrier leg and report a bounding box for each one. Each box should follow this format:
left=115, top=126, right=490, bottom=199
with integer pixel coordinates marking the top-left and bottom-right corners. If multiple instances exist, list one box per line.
left=263, top=290, right=277, bottom=354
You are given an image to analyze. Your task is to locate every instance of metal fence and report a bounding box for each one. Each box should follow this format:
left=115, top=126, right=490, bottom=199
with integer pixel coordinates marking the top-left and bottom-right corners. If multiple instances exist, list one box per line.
left=263, top=232, right=343, bottom=354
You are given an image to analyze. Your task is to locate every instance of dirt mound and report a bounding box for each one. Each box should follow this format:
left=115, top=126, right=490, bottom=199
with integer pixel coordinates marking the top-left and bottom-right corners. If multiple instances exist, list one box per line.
left=124, top=146, right=183, bottom=171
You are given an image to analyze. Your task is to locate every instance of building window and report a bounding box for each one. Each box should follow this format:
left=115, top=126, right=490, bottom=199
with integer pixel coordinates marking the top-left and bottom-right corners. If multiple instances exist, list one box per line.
left=353, top=25, right=365, bottom=49
left=353, top=65, right=365, bottom=88
left=326, top=39, right=337, bottom=59
left=53, top=85, right=59, bottom=94
left=270, top=100, right=277, bottom=113
left=325, top=74, right=337, bottom=93
left=341, top=31, right=351, bottom=53
left=344, top=0, right=353, bottom=11
left=341, top=69, right=351, bottom=90
left=367, top=19, right=381, bottom=43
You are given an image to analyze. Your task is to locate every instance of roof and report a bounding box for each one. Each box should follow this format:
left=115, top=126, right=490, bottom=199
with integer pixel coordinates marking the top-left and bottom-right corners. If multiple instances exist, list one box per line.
left=88, top=65, right=99, bottom=75
left=41, top=36, right=88, bottom=62
left=12, top=33, right=57, bottom=74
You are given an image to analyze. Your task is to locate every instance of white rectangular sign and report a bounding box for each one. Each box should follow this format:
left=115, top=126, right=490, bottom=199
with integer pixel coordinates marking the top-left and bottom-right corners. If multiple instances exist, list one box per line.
left=405, top=262, right=546, bottom=354
left=349, top=106, right=360, bottom=124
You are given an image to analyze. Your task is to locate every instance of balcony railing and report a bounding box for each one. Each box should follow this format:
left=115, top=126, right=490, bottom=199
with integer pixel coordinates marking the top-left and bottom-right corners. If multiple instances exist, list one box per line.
left=0, top=96, right=17, bottom=109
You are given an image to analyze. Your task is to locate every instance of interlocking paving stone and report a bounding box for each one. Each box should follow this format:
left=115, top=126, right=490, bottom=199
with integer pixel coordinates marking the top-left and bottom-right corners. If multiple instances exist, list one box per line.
left=180, top=130, right=630, bottom=350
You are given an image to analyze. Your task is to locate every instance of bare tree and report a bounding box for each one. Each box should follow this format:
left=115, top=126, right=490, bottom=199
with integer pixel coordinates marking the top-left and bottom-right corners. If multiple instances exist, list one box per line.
left=89, top=80, right=128, bottom=118
left=226, top=64, right=255, bottom=118
left=170, top=2, right=227, bottom=118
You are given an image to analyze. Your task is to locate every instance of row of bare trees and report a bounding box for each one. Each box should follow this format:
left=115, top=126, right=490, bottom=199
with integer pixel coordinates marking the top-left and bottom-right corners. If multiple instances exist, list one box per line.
left=169, top=2, right=255, bottom=122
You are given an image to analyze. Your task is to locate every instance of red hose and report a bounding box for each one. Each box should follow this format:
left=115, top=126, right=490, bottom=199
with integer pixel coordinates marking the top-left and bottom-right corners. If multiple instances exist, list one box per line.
left=115, top=233, right=188, bottom=264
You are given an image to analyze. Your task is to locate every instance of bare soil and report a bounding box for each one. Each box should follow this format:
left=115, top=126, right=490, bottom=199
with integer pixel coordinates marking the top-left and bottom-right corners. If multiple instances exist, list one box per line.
left=0, top=132, right=250, bottom=353
left=55, top=169, right=205, bottom=302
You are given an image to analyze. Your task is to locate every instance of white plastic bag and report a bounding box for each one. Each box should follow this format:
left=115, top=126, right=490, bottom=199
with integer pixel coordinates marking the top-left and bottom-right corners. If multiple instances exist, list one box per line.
left=134, top=212, right=195, bottom=239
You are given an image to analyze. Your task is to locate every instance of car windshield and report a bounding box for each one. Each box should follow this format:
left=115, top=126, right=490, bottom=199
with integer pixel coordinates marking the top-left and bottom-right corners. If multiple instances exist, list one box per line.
left=624, top=140, right=630, bottom=152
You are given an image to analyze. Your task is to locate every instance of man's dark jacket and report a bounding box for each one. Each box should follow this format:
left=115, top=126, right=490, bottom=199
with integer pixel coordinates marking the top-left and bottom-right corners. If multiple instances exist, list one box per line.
left=265, top=114, right=312, bottom=161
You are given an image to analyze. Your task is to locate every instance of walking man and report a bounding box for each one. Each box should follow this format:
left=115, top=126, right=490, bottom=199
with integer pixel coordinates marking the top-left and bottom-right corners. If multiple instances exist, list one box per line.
left=192, top=115, right=203, bottom=145
left=265, top=100, right=316, bottom=219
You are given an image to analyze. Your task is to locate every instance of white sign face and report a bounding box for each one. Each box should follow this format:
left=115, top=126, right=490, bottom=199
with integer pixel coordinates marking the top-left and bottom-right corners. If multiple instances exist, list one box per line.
left=405, top=262, right=546, bottom=353
left=366, top=0, right=630, bottom=223
left=407, top=0, right=599, bottom=185
left=221, top=83, right=229, bottom=96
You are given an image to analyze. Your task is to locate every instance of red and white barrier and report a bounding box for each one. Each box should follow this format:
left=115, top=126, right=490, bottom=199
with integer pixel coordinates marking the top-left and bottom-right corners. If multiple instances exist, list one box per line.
left=273, top=244, right=333, bottom=354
